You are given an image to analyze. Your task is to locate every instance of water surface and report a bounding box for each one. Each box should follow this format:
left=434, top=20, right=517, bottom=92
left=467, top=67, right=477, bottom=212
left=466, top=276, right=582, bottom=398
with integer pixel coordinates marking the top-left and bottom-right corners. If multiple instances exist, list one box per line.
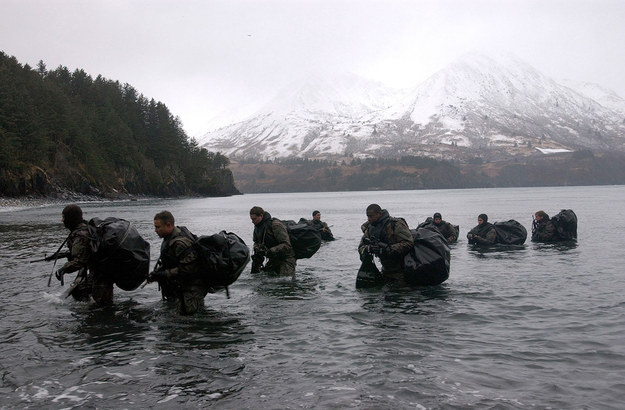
left=1, top=186, right=624, bottom=408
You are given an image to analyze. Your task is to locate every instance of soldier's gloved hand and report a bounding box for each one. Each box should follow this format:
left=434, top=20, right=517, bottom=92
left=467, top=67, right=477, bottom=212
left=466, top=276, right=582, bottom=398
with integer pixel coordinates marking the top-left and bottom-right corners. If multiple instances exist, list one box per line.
left=368, top=243, right=380, bottom=256
left=148, top=269, right=167, bottom=283
left=378, top=242, right=391, bottom=256
left=55, top=267, right=65, bottom=281
left=359, top=250, right=372, bottom=262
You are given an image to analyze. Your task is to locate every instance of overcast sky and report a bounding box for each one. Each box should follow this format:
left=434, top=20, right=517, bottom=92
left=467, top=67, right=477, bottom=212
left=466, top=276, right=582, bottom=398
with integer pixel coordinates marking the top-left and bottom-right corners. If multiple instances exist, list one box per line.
left=3, top=0, right=625, bottom=137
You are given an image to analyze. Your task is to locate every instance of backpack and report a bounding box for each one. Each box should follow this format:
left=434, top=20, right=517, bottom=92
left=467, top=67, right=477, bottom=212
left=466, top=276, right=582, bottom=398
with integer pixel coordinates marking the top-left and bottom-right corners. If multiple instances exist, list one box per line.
left=180, top=227, right=250, bottom=297
left=282, top=219, right=322, bottom=259
left=403, top=227, right=450, bottom=286
left=416, top=217, right=433, bottom=230
left=298, top=217, right=335, bottom=241
left=551, top=209, right=577, bottom=240
left=417, top=217, right=459, bottom=243
left=492, top=220, right=527, bottom=245
left=87, top=217, right=150, bottom=291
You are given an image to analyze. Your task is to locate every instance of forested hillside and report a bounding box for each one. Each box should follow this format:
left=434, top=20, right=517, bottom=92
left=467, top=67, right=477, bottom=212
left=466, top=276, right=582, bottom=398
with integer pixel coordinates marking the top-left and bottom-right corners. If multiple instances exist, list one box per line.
left=0, top=52, right=239, bottom=198
left=230, top=151, right=625, bottom=193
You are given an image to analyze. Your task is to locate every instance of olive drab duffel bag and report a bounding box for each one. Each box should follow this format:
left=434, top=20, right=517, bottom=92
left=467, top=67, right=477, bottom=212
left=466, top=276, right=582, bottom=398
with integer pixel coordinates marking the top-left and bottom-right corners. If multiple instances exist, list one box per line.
left=282, top=220, right=322, bottom=259
left=551, top=209, right=577, bottom=240
left=493, top=219, right=527, bottom=245
left=87, top=217, right=150, bottom=291
left=403, top=227, right=451, bottom=286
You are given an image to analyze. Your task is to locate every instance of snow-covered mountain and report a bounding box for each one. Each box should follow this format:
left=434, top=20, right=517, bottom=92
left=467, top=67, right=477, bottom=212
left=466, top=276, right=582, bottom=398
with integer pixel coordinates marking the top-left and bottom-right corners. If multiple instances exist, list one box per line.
left=199, top=53, right=625, bottom=160
left=559, top=78, right=625, bottom=115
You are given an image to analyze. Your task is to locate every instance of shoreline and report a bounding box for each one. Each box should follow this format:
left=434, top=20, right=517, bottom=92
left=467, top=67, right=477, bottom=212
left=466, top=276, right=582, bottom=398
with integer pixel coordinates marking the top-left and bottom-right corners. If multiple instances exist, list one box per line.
left=0, top=193, right=145, bottom=211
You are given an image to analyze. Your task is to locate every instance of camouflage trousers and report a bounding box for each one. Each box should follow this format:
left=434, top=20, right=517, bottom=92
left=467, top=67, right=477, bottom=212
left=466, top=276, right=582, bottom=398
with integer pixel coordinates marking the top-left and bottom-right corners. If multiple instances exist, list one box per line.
left=161, top=280, right=209, bottom=315
left=264, top=256, right=297, bottom=276
left=69, top=269, right=114, bottom=305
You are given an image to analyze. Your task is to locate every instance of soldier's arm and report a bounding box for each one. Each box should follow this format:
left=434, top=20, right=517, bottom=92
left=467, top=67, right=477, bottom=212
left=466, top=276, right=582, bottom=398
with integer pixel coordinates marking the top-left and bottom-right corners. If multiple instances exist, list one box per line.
left=358, top=222, right=371, bottom=255
left=471, top=226, right=496, bottom=245
left=446, top=223, right=457, bottom=242
left=60, top=233, right=90, bottom=273
left=267, top=220, right=292, bottom=257
left=390, top=222, right=413, bottom=256
left=358, top=232, right=369, bottom=255
left=162, top=238, right=198, bottom=279
left=532, top=225, right=545, bottom=241
left=467, top=228, right=476, bottom=241
left=480, top=227, right=497, bottom=245
left=321, top=222, right=331, bottom=233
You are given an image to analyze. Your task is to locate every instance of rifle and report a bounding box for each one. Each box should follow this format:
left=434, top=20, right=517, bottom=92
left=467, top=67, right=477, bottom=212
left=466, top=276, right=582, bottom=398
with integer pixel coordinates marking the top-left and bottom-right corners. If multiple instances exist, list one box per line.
left=62, top=268, right=87, bottom=299
left=141, top=258, right=163, bottom=289
left=532, top=214, right=539, bottom=232
left=31, top=251, right=71, bottom=264
left=250, top=246, right=266, bottom=273
left=33, top=235, right=71, bottom=287
left=356, top=238, right=384, bottom=288
left=363, top=236, right=381, bottom=256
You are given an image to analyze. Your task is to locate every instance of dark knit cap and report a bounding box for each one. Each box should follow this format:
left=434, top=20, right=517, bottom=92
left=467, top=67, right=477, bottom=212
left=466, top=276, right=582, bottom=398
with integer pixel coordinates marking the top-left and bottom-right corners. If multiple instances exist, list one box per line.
left=62, top=204, right=83, bottom=230
left=478, top=213, right=488, bottom=223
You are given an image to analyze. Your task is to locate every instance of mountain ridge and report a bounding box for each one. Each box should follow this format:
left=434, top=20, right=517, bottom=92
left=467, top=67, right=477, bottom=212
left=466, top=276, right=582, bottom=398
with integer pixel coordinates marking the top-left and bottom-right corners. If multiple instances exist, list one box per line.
left=199, top=52, right=625, bottom=161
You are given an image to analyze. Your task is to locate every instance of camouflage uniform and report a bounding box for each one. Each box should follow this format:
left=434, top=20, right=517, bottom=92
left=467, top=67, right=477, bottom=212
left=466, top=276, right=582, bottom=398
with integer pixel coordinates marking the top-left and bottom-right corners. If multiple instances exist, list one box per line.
left=532, top=218, right=558, bottom=242
left=467, top=222, right=497, bottom=245
left=158, top=226, right=209, bottom=315
left=253, top=212, right=296, bottom=276
left=358, top=210, right=413, bottom=281
left=311, top=219, right=334, bottom=241
left=61, top=221, right=114, bottom=305
left=426, top=220, right=458, bottom=244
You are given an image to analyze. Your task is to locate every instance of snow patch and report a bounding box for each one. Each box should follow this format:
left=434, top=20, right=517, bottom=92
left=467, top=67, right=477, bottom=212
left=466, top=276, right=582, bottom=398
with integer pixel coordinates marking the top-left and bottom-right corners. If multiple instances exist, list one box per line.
left=535, top=148, right=573, bottom=154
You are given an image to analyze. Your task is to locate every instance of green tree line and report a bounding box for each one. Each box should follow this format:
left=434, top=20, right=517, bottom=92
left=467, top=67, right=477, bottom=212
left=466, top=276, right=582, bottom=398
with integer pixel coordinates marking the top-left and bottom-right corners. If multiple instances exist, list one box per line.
left=0, top=52, right=238, bottom=197
left=231, top=151, right=625, bottom=193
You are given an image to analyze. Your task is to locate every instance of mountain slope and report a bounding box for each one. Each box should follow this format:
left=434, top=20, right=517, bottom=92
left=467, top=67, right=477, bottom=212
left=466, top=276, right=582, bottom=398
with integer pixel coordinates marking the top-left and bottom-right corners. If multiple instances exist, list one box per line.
left=200, top=53, right=625, bottom=160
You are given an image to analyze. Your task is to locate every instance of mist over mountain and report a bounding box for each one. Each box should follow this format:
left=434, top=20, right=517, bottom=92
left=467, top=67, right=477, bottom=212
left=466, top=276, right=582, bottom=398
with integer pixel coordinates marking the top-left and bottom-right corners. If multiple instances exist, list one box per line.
left=199, top=53, right=625, bottom=161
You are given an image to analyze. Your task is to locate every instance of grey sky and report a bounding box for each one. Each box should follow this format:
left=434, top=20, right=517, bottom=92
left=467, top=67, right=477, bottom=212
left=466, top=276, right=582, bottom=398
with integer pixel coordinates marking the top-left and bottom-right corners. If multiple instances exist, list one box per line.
left=2, top=0, right=625, bottom=137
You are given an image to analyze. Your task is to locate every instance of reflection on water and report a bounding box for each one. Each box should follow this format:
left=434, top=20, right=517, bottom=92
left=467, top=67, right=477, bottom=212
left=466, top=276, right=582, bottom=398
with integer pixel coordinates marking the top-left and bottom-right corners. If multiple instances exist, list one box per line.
left=250, top=270, right=322, bottom=300
left=467, top=243, right=528, bottom=258
left=358, top=284, right=451, bottom=316
left=532, top=240, right=579, bottom=252
left=71, top=302, right=150, bottom=351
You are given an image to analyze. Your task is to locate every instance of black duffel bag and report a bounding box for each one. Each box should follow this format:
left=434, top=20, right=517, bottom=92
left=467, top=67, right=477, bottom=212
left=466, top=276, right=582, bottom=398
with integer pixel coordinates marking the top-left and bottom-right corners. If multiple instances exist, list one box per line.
left=88, top=217, right=150, bottom=291
left=403, top=228, right=450, bottom=286
left=493, top=219, right=527, bottom=245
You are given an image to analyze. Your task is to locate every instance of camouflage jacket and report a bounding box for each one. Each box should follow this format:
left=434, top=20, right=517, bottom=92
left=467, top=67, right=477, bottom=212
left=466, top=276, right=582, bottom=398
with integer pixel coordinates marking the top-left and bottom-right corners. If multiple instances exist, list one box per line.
left=467, top=222, right=497, bottom=245
left=358, top=210, right=413, bottom=273
left=253, top=213, right=295, bottom=260
left=428, top=220, right=458, bottom=243
left=60, top=222, right=91, bottom=274
left=532, top=219, right=557, bottom=242
left=311, top=219, right=334, bottom=240
left=159, top=226, right=202, bottom=281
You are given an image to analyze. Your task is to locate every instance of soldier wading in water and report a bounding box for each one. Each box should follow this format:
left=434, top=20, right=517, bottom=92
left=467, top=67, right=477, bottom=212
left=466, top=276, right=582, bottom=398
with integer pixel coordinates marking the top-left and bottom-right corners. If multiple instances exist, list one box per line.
left=54, top=204, right=114, bottom=305
left=250, top=206, right=296, bottom=276
left=148, top=211, right=210, bottom=315
left=358, top=204, right=413, bottom=282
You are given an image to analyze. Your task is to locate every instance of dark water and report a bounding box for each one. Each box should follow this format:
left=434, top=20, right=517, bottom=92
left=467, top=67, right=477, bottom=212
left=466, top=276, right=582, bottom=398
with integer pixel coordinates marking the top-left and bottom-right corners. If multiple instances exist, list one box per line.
left=1, top=186, right=624, bottom=409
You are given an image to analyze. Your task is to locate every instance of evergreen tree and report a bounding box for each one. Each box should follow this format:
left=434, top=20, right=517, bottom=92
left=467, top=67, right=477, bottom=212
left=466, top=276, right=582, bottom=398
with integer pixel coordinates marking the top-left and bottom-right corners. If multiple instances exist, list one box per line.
left=0, top=51, right=238, bottom=197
